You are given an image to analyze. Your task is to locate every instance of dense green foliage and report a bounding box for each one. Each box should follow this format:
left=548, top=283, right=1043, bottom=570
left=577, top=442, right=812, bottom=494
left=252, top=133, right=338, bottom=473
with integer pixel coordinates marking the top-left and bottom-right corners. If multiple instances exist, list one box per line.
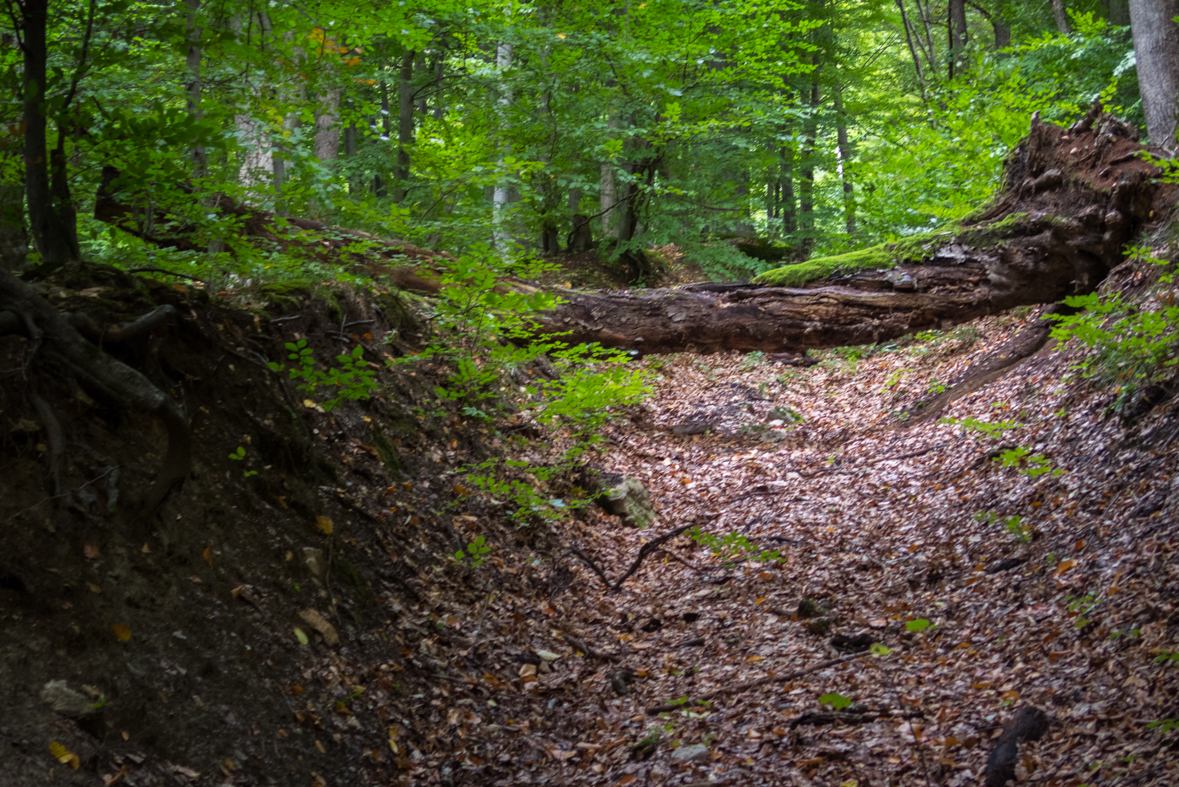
left=0, top=0, right=1150, bottom=284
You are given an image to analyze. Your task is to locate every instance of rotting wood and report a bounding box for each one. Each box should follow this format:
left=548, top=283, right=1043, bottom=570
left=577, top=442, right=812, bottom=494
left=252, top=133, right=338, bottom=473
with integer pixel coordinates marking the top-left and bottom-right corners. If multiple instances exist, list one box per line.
left=529, top=113, right=1169, bottom=355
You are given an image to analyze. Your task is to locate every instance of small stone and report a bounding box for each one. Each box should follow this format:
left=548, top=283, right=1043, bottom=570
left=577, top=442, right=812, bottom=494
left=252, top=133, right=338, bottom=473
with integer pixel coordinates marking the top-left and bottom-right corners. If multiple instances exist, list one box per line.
left=303, top=547, right=325, bottom=578
left=797, top=598, right=830, bottom=619
left=671, top=743, right=709, bottom=762
left=40, top=680, right=94, bottom=717
left=804, top=618, right=832, bottom=636
left=600, top=477, right=657, bottom=529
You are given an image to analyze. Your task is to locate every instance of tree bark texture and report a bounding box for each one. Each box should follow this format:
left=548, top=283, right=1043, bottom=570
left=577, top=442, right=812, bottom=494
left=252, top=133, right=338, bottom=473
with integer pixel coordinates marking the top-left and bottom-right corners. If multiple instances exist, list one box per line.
left=949, top=0, right=969, bottom=74
left=1109, top=0, right=1132, bottom=25
left=1052, top=0, right=1074, bottom=33
left=394, top=49, right=415, bottom=203
left=833, top=84, right=855, bottom=236
left=21, top=0, right=80, bottom=271
left=797, top=56, right=820, bottom=261
left=313, top=88, right=341, bottom=161
left=1130, top=0, right=1179, bottom=147
left=532, top=113, right=1171, bottom=354
left=185, top=0, right=206, bottom=177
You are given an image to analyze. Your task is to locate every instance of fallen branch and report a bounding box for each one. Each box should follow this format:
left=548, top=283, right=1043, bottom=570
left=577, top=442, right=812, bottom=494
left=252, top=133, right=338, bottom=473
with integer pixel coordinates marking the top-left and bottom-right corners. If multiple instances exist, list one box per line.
left=645, top=652, right=867, bottom=715
left=789, top=708, right=923, bottom=728
left=566, top=523, right=697, bottom=593
left=566, top=545, right=613, bottom=590
left=610, top=524, right=694, bottom=592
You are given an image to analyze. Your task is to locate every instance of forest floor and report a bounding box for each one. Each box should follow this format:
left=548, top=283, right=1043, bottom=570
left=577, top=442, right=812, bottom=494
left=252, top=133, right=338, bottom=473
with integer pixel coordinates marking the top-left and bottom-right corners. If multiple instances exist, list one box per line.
left=3, top=251, right=1179, bottom=787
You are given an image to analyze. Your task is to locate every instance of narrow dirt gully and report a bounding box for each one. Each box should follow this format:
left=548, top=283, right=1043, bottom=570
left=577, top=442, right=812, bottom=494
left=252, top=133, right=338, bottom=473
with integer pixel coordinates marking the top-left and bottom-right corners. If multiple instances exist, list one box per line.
left=3, top=253, right=1178, bottom=787
left=520, top=258, right=1179, bottom=787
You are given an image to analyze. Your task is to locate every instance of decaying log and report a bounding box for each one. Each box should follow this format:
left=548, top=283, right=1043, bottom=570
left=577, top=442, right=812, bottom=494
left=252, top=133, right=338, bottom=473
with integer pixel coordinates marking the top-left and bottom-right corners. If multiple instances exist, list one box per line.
left=534, top=113, right=1173, bottom=354
left=93, top=166, right=448, bottom=289
left=93, top=112, right=1176, bottom=359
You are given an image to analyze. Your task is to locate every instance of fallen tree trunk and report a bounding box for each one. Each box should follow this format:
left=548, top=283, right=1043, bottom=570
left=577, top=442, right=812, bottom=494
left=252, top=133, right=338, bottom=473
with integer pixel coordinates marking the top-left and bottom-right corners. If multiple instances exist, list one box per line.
left=94, top=110, right=1174, bottom=357
left=534, top=111, right=1173, bottom=354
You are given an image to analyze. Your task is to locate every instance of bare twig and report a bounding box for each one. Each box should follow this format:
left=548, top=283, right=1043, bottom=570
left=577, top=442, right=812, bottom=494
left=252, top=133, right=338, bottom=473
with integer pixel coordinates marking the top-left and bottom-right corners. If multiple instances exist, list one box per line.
left=611, top=524, right=695, bottom=592
left=645, top=653, right=867, bottom=714
left=566, top=545, right=613, bottom=589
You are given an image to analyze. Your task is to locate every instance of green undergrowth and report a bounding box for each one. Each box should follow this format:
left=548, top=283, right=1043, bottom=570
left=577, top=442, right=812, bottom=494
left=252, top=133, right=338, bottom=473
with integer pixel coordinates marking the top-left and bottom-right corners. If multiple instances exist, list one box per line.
left=751, top=213, right=1034, bottom=287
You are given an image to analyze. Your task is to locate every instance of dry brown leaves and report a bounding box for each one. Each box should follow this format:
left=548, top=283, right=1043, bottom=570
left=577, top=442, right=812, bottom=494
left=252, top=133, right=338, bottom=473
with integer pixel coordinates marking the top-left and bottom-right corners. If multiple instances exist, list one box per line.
left=307, top=273, right=1179, bottom=787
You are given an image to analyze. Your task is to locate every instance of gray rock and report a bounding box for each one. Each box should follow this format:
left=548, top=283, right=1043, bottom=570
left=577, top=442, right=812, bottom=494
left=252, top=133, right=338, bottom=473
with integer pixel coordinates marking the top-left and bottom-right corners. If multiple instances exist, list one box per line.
left=670, top=743, right=709, bottom=762
left=40, top=680, right=94, bottom=717
left=303, top=547, right=325, bottom=578
left=600, top=477, right=657, bottom=529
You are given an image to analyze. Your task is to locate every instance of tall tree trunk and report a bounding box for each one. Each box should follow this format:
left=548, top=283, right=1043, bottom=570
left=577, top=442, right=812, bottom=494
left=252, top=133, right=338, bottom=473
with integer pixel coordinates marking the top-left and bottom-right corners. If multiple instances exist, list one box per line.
left=1130, top=0, right=1179, bottom=148
left=780, top=133, right=797, bottom=237
left=374, top=80, right=392, bottom=197
left=833, top=83, right=855, bottom=237
left=414, top=51, right=428, bottom=117
left=21, top=0, right=80, bottom=271
left=993, top=20, right=1012, bottom=48
left=492, top=42, right=513, bottom=251
left=913, top=0, right=940, bottom=77
left=1109, top=0, right=1132, bottom=25
left=1052, top=0, right=1074, bottom=33
left=313, top=88, right=340, bottom=161
left=949, top=0, right=969, bottom=76
left=343, top=118, right=360, bottom=197
left=600, top=101, right=619, bottom=241
left=896, top=0, right=928, bottom=98
left=394, top=49, right=415, bottom=203
left=185, top=0, right=206, bottom=177
left=0, top=139, right=27, bottom=271
left=233, top=13, right=276, bottom=189
left=797, top=58, right=820, bottom=261
left=432, top=55, right=446, bottom=121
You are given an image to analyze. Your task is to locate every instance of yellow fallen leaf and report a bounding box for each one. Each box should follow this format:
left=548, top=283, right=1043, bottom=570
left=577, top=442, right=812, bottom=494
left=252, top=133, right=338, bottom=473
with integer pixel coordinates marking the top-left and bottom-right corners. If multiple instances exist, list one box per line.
left=112, top=624, right=131, bottom=641
left=202, top=546, right=212, bottom=566
left=518, top=663, right=537, bottom=678
left=49, top=741, right=73, bottom=764
left=315, top=516, right=334, bottom=535
left=293, top=627, right=309, bottom=645
left=1055, top=559, right=1077, bottom=576
left=315, top=739, right=326, bottom=753
left=87, top=582, right=102, bottom=594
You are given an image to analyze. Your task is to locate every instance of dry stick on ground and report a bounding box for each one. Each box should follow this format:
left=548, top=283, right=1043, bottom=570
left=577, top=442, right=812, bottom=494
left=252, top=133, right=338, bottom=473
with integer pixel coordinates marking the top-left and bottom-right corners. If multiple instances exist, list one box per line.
left=645, top=653, right=867, bottom=715
left=609, top=524, right=695, bottom=592
left=566, top=523, right=696, bottom=593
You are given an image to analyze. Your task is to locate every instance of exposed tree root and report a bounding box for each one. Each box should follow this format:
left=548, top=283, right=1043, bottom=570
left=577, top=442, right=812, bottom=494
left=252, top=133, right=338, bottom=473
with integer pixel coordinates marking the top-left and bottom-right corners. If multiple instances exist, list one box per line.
left=900, top=303, right=1072, bottom=425
left=0, top=268, right=190, bottom=517
left=29, top=392, right=64, bottom=497
left=66, top=304, right=179, bottom=343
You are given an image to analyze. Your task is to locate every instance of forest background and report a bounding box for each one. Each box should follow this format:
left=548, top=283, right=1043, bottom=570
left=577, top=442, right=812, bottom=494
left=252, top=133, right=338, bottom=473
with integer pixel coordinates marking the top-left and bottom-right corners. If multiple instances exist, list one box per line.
left=0, top=0, right=1153, bottom=287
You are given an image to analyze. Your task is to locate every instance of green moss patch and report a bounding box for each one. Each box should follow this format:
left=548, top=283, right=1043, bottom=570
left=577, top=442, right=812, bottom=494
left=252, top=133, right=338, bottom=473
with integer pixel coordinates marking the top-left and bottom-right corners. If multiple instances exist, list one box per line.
left=751, top=214, right=1033, bottom=288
